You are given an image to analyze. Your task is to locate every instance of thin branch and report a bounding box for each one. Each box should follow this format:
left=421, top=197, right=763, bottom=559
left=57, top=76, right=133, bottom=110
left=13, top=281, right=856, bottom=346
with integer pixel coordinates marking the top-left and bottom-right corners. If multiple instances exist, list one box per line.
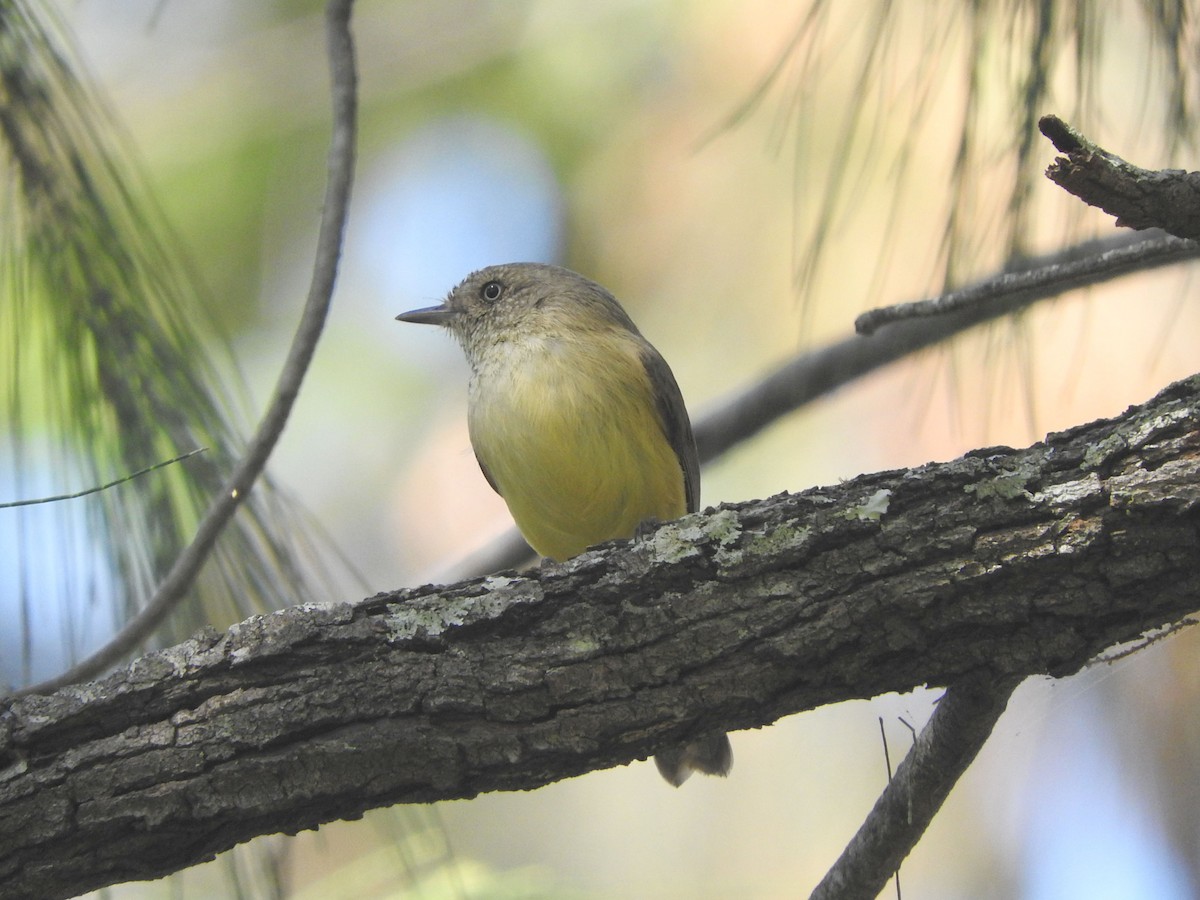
left=810, top=675, right=1021, bottom=900
left=853, top=233, right=1197, bottom=335
left=706, top=232, right=1194, bottom=448
left=10, top=0, right=359, bottom=699
left=1040, top=114, right=1200, bottom=238
left=0, top=448, right=204, bottom=509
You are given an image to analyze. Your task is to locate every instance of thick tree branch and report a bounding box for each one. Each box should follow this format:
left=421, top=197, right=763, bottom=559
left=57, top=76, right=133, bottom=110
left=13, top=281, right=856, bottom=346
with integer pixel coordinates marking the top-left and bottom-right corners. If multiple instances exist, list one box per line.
left=4, top=371, right=1200, bottom=898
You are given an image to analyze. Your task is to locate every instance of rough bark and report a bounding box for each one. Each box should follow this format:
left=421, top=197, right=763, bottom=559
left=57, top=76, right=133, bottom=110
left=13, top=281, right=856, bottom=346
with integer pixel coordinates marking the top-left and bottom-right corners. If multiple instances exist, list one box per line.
left=4, top=373, right=1200, bottom=899
left=1040, top=114, right=1200, bottom=239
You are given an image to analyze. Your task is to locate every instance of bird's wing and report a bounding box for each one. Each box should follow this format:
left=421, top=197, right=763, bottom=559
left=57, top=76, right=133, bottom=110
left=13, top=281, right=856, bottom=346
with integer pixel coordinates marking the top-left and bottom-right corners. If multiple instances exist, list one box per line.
left=640, top=346, right=701, bottom=513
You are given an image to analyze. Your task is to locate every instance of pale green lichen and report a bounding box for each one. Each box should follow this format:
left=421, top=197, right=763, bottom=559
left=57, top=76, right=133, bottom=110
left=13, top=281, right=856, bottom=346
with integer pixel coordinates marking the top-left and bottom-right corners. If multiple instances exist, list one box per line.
left=567, top=636, right=602, bottom=656
left=714, top=522, right=811, bottom=568
left=845, top=488, right=892, bottom=521
left=650, top=508, right=742, bottom=564
left=706, top=508, right=742, bottom=546
left=648, top=521, right=703, bottom=563
left=384, top=586, right=503, bottom=642
left=965, top=466, right=1035, bottom=501
left=385, top=601, right=464, bottom=642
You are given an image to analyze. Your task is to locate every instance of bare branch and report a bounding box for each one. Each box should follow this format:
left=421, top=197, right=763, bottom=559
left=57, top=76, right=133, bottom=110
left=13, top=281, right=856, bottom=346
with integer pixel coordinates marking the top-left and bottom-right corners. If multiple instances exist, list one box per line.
left=811, top=675, right=1021, bottom=900
left=853, top=233, right=1197, bottom=335
left=1040, top=114, right=1200, bottom=238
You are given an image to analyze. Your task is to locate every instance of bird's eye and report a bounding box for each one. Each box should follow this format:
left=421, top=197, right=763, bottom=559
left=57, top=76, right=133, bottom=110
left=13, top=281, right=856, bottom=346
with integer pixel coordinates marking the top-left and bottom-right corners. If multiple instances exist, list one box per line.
left=480, top=280, right=503, bottom=302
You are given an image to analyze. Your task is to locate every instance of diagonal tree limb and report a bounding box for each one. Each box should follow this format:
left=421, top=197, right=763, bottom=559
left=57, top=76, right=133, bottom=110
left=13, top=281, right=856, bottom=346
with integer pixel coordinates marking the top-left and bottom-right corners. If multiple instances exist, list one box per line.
left=810, top=674, right=1021, bottom=900
left=8, top=0, right=359, bottom=699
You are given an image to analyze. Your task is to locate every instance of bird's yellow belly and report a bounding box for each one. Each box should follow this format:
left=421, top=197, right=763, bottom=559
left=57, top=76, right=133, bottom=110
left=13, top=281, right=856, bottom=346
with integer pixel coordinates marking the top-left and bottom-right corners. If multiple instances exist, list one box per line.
left=469, top=350, right=686, bottom=562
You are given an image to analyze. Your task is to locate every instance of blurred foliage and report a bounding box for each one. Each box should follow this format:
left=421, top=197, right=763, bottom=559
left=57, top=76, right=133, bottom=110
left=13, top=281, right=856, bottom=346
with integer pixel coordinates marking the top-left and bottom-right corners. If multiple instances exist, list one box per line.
left=0, top=0, right=335, bottom=681
left=713, top=0, right=1200, bottom=326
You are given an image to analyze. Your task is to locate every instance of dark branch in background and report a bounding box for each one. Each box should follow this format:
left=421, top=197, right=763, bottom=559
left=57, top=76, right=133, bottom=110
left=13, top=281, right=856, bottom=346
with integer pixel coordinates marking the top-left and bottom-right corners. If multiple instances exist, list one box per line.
left=440, top=231, right=1200, bottom=583
left=1040, top=114, right=1200, bottom=239
left=5, top=370, right=1200, bottom=899
left=811, top=676, right=1021, bottom=900
left=9, top=0, right=359, bottom=699
left=853, top=233, right=1197, bottom=335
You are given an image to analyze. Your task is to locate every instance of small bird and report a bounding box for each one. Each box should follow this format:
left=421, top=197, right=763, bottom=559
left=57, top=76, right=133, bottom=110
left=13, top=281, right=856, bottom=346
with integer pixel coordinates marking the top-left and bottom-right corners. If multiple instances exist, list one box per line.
left=397, top=262, right=731, bottom=786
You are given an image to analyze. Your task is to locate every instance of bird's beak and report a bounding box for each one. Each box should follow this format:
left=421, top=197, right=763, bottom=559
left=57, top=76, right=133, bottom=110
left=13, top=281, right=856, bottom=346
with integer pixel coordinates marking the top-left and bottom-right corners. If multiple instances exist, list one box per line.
left=395, top=304, right=454, bottom=326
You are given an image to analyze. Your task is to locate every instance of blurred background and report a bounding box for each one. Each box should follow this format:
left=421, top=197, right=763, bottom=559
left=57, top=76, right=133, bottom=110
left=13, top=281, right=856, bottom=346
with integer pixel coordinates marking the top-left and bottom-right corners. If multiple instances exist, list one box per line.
left=4, top=0, right=1200, bottom=897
